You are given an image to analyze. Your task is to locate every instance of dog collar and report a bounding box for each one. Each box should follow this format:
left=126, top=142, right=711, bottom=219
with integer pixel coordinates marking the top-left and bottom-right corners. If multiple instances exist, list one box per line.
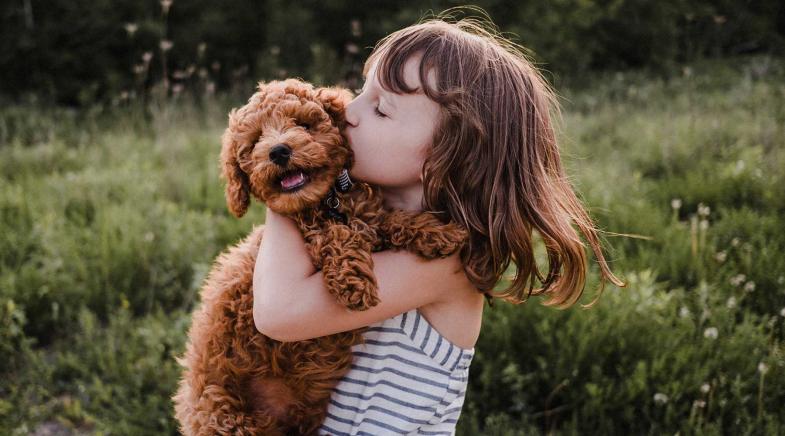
left=320, top=168, right=353, bottom=224
left=335, top=168, right=353, bottom=193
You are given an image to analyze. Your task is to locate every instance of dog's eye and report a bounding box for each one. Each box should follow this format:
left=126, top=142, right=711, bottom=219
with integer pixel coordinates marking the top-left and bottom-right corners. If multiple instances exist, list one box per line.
left=297, top=121, right=311, bottom=130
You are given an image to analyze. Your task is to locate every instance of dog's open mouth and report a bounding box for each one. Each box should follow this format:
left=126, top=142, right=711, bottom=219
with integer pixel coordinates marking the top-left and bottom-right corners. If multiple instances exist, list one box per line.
left=279, top=170, right=310, bottom=192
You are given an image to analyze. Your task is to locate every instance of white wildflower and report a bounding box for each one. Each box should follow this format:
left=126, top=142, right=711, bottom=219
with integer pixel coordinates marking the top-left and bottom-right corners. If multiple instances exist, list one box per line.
left=744, top=281, right=756, bottom=293
left=699, top=219, right=709, bottom=231
left=142, top=51, right=153, bottom=63
left=714, top=251, right=727, bottom=263
left=780, top=307, right=785, bottom=318
left=679, top=306, right=691, bottom=319
left=654, top=393, right=669, bottom=405
left=698, top=203, right=711, bottom=217
left=704, top=327, right=719, bottom=339
left=700, top=383, right=711, bottom=394
left=729, top=274, right=746, bottom=287
left=758, top=362, right=769, bottom=375
left=124, top=23, right=138, bottom=36
left=693, top=399, right=706, bottom=409
left=671, top=198, right=682, bottom=210
left=351, top=19, right=361, bottom=37
left=731, top=237, right=741, bottom=247
left=726, top=297, right=737, bottom=309
left=159, top=39, right=173, bottom=52
left=161, top=0, right=173, bottom=14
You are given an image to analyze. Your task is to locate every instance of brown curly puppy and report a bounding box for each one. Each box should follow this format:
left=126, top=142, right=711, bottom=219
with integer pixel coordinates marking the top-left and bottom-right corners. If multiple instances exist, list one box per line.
left=172, top=78, right=467, bottom=435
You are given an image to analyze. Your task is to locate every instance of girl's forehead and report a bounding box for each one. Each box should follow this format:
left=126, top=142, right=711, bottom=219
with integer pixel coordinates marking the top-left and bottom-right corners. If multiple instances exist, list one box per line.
left=365, top=54, right=436, bottom=95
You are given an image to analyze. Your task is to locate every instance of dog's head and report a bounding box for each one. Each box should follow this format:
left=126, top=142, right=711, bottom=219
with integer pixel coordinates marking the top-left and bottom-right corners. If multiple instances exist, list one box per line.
left=220, top=78, right=354, bottom=217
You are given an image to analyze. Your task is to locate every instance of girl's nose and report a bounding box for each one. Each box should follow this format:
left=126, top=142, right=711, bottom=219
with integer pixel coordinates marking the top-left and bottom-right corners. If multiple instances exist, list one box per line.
left=344, top=100, right=358, bottom=127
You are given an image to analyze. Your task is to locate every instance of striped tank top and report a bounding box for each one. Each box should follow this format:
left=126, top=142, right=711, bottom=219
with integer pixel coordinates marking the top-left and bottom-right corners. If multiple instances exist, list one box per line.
left=318, top=308, right=475, bottom=435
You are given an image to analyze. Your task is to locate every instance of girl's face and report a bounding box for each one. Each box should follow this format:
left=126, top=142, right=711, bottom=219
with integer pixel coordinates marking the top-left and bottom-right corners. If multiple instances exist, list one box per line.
left=344, top=54, right=441, bottom=191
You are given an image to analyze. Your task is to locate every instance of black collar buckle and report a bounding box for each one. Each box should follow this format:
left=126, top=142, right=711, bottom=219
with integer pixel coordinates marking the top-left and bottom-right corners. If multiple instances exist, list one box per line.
left=321, top=168, right=352, bottom=225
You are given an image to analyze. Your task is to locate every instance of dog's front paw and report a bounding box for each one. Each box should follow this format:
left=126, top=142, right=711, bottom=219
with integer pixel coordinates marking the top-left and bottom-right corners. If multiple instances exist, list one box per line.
left=319, top=224, right=380, bottom=311
left=381, top=210, right=469, bottom=258
left=422, top=220, right=469, bottom=258
left=322, top=252, right=380, bottom=311
left=334, top=271, right=380, bottom=311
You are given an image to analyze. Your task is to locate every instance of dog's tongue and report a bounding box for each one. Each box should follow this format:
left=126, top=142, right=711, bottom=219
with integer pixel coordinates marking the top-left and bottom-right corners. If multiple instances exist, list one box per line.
left=281, top=172, right=306, bottom=190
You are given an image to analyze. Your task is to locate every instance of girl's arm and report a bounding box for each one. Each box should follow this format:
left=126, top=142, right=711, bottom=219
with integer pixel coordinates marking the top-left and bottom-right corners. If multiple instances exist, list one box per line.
left=253, top=206, right=468, bottom=342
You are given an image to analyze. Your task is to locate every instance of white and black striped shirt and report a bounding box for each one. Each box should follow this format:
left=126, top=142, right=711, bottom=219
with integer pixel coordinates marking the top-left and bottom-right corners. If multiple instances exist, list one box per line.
left=319, top=308, right=474, bottom=435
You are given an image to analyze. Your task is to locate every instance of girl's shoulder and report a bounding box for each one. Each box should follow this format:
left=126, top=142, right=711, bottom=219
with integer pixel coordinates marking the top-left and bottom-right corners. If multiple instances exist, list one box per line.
left=417, top=281, right=485, bottom=350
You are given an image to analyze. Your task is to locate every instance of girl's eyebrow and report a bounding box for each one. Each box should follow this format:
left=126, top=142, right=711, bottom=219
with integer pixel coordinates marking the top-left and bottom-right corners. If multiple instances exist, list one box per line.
left=380, top=89, right=397, bottom=108
left=362, top=79, right=396, bottom=108
left=360, top=73, right=401, bottom=109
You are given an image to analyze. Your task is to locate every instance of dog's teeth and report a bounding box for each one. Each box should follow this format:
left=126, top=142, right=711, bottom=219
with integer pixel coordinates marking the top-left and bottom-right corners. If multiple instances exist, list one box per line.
left=281, top=172, right=306, bottom=190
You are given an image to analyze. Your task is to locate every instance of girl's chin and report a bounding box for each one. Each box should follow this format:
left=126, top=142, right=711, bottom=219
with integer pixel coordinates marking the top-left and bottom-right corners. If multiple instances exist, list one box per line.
left=348, top=167, right=419, bottom=189
left=347, top=168, right=369, bottom=183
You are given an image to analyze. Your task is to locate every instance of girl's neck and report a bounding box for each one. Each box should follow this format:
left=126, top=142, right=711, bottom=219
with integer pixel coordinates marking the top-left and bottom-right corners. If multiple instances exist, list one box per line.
left=381, top=183, right=424, bottom=212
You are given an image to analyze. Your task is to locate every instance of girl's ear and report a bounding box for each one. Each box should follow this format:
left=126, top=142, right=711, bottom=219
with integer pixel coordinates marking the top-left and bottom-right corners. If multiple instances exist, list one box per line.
left=315, top=87, right=354, bottom=127
left=220, top=110, right=251, bottom=217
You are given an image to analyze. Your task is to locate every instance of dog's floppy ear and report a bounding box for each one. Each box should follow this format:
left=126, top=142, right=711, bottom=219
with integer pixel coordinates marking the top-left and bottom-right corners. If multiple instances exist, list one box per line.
left=314, top=87, right=354, bottom=127
left=220, top=109, right=251, bottom=218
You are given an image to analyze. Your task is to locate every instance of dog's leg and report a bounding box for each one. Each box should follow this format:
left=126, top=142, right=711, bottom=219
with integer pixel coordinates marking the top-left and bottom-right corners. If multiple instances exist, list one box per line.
left=280, top=333, right=360, bottom=436
left=182, top=382, right=288, bottom=436
left=317, top=218, right=380, bottom=311
left=380, top=210, right=469, bottom=259
left=174, top=225, right=293, bottom=435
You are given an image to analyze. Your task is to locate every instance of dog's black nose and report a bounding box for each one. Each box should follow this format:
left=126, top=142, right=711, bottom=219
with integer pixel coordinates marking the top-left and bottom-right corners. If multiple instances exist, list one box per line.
left=269, top=143, right=292, bottom=166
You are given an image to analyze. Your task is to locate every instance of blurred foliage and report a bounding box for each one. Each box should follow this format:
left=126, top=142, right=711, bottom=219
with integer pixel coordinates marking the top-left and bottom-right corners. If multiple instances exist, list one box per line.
left=0, top=55, right=783, bottom=434
left=2, top=1, right=785, bottom=104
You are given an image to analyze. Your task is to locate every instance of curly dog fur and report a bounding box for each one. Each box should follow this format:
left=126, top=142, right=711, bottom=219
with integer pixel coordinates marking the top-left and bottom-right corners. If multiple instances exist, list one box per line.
left=172, top=78, right=468, bottom=435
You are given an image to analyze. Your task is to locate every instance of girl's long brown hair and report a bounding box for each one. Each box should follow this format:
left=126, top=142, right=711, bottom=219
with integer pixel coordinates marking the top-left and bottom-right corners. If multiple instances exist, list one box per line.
left=363, top=9, right=626, bottom=308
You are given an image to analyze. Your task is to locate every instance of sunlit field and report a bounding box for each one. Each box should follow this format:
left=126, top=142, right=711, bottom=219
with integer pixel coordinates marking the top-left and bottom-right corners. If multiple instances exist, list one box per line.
left=1, top=55, right=783, bottom=434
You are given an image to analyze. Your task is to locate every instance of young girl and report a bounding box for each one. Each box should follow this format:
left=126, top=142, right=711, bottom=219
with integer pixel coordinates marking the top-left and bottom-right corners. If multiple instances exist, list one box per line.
left=253, top=13, right=624, bottom=435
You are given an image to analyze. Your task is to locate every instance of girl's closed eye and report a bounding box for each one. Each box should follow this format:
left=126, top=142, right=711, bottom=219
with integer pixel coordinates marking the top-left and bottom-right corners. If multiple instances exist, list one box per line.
left=373, top=105, right=387, bottom=118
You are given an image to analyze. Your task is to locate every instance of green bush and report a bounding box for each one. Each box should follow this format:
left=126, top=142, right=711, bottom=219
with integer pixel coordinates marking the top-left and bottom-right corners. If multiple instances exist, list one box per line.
left=460, top=271, right=784, bottom=434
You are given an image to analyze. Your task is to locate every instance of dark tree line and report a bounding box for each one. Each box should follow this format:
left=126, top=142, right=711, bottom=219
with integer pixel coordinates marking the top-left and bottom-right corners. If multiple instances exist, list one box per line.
left=2, top=0, right=784, bottom=105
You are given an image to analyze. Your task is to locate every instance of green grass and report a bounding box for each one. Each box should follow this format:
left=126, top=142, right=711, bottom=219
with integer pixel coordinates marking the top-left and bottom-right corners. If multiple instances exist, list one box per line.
left=1, top=56, right=784, bottom=434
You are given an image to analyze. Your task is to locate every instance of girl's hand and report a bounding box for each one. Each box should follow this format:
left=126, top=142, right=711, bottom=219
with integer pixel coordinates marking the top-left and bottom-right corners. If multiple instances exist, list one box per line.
left=253, top=207, right=469, bottom=342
